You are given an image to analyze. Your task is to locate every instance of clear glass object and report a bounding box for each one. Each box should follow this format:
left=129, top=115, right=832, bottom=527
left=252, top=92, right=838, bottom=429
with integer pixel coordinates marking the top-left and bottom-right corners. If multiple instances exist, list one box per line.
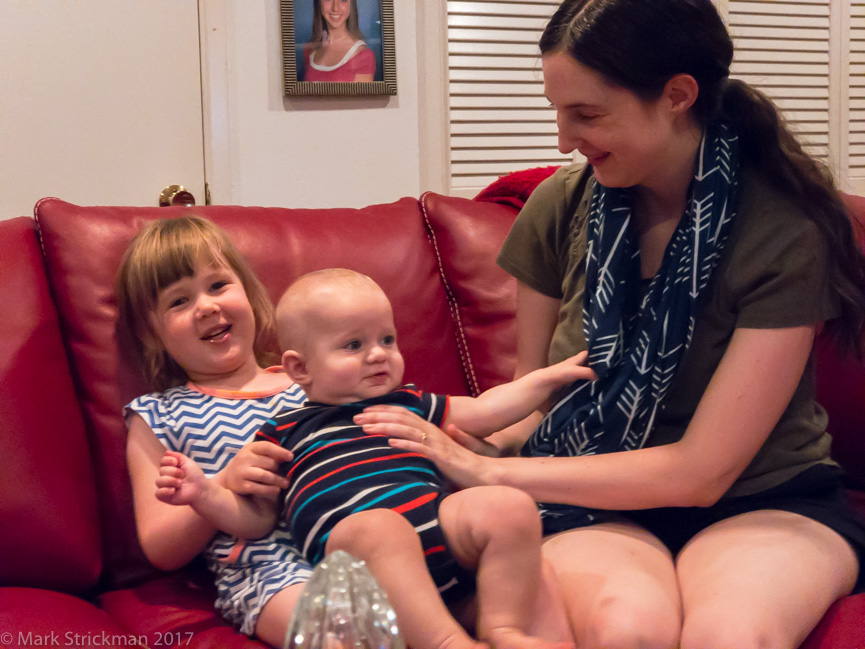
left=284, top=550, right=407, bottom=649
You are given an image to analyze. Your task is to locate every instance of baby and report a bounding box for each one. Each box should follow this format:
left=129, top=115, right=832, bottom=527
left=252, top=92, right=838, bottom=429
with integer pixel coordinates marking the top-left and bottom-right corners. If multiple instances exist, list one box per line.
left=160, top=269, right=596, bottom=649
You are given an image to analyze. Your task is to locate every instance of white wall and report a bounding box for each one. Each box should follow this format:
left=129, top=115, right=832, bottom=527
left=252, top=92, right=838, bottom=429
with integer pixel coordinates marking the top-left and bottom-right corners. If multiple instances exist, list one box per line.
left=0, top=1, right=207, bottom=220
left=206, top=0, right=423, bottom=209
left=0, top=1, right=426, bottom=220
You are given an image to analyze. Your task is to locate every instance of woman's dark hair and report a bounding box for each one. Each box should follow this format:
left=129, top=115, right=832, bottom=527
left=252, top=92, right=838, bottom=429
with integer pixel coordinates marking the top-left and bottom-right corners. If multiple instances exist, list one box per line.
left=540, top=0, right=865, bottom=356
left=311, top=0, right=364, bottom=50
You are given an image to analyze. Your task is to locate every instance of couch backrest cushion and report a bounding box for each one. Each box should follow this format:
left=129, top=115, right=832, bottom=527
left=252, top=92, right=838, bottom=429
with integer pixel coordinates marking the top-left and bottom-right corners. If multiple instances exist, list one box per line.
left=34, top=198, right=468, bottom=586
left=0, top=217, right=102, bottom=591
left=420, top=192, right=519, bottom=394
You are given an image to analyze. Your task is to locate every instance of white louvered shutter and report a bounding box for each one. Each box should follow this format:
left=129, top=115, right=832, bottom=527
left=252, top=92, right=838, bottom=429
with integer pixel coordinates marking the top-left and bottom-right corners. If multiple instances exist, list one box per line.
left=446, top=1, right=572, bottom=195
left=442, top=1, right=859, bottom=195
left=727, top=0, right=832, bottom=163
left=850, top=0, right=865, bottom=189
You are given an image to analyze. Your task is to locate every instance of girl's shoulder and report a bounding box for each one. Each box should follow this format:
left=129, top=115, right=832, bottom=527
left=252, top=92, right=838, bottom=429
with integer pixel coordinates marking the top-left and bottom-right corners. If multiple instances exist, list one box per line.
left=127, top=382, right=306, bottom=447
left=126, top=383, right=198, bottom=412
left=353, top=41, right=373, bottom=57
left=124, top=384, right=202, bottom=434
left=351, top=43, right=374, bottom=60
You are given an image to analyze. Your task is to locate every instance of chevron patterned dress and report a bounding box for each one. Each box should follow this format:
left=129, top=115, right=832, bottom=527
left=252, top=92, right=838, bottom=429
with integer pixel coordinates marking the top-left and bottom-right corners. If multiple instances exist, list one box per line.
left=126, top=380, right=313, bottom=633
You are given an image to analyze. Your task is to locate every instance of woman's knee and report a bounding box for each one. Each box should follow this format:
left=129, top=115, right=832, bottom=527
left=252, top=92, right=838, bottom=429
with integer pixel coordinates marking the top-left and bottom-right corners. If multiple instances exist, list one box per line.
left=582, top=596, right=680, bottom=649
left=543, top=524, right=681, bottom=649
left=326, top=509, right=418, bottom=558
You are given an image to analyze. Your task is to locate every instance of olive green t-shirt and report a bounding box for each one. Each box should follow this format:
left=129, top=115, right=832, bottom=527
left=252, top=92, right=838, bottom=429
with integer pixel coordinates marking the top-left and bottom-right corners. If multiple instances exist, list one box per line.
left=497, top=164, right=840, bottom=498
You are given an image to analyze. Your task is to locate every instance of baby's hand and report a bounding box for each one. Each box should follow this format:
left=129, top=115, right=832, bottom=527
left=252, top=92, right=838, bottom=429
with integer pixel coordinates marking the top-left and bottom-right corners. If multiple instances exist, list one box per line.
left=219, top=440, right=294, bottom=496
left=546, top=350, right=598, bottom=384
left=155, top=450, right=206, bottom=506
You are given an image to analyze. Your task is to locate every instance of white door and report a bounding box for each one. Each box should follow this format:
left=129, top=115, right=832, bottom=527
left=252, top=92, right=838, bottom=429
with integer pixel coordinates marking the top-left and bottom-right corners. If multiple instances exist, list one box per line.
left=0, top=1, right=206, bottom=220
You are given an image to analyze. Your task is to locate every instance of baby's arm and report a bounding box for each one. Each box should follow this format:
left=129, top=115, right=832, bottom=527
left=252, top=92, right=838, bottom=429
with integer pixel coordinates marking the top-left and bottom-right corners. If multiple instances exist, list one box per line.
left=158, top=450, right=277, bottom=539
left=446, top=351, right=597, bottom=436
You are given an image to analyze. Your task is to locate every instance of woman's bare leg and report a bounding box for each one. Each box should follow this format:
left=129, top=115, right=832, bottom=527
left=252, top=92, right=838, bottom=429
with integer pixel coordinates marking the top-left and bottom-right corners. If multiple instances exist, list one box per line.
left=325, top=509, right=485, bottom=649
left=543, top=520, right=682, bottom=649
left=677, top=510, right=858, bottom=649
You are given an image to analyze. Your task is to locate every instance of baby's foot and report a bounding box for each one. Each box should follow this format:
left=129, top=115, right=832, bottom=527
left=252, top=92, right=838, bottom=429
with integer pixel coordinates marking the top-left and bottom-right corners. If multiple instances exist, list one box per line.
left=484, top=627, right=574, bottom=649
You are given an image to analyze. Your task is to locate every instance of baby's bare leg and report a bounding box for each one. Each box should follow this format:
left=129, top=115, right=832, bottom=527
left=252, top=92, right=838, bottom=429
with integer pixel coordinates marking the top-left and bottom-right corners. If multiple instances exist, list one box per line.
left=439, top=486, right=574, bottom=649
left=325, top=509, right=487, bottom=649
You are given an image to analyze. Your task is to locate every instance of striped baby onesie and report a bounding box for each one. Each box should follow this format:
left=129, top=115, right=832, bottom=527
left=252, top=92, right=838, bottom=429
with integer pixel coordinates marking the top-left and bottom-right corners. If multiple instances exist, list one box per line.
left=258, top=384, right=474, bottom=601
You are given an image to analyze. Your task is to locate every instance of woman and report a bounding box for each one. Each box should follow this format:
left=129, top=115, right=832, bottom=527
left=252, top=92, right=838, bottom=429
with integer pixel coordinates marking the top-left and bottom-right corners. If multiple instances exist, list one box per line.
left=303, top=0, right=375, bottom=83
left=355, top=1, right=865, bottom=647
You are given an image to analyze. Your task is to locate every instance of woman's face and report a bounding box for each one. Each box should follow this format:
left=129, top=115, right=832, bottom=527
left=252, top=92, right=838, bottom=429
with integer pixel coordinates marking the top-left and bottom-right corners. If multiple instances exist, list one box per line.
left=543, top=51, right=681, bottom=190
left=321, top=0, right=351, bottom=31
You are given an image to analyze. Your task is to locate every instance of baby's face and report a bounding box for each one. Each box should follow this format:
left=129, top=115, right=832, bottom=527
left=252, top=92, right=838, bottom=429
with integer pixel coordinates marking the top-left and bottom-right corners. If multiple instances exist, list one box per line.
left=302, top=287, right=405, bottom=404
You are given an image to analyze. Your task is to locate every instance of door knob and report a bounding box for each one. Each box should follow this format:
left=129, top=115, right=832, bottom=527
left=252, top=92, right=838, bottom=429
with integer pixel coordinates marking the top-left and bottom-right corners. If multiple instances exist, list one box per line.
left=159, top=185, right=196, bottom=207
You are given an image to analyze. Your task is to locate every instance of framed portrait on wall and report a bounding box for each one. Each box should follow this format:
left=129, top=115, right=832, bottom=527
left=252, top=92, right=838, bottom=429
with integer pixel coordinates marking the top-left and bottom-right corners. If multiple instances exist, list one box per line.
left=280, top=0, right=397, bottom=96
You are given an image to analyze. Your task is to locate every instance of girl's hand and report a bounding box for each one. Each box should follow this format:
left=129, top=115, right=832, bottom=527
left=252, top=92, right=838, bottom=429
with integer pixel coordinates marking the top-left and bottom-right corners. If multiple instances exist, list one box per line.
left=218, top=441, right=294, bottom=496
left=156, top=450, right=206, bottom=506
left=354, top=406, right=495, bottom=489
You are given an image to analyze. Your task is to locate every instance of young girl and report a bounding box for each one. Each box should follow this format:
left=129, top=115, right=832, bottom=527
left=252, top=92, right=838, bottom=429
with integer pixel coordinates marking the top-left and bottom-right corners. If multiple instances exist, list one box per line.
left=116, top=215, right=312, bottom=647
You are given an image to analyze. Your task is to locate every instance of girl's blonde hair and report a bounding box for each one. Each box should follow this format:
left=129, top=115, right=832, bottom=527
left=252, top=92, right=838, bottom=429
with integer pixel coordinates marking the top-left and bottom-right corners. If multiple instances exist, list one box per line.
left=115, top=216, right=278, bottom=391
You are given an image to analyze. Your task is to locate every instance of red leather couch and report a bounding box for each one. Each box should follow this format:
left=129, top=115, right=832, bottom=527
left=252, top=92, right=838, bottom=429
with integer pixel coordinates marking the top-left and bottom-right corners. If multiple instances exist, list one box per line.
left=1, top=192, right=863, bottom=649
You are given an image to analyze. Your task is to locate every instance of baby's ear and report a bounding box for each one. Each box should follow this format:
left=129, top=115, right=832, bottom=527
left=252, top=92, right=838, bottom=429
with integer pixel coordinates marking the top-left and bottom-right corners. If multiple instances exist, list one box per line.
left=282, top=349, right=310, bottom=386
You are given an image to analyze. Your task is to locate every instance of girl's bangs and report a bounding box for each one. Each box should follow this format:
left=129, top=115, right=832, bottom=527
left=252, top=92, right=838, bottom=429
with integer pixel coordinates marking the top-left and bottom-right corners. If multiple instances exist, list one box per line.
left=146, top=229, right=229, bottom=299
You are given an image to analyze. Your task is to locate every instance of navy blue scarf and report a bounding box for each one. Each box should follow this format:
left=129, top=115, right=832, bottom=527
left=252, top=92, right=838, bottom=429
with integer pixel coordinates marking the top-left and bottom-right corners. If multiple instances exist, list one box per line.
left=523, top=122, right=740, bottom=519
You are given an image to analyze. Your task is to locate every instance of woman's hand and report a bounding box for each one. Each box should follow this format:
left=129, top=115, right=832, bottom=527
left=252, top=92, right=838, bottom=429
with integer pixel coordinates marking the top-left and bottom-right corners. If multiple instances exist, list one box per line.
left=217, top=440, right=293, bottom=496
left=442, top=425, right=504, bottom=458
left=354, top=406, right=497, bottom=489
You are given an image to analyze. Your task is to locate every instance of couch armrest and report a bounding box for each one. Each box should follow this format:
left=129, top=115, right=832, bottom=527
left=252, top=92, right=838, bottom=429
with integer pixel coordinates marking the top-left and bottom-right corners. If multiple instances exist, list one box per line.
left=0, top=218, right=101, bottom=591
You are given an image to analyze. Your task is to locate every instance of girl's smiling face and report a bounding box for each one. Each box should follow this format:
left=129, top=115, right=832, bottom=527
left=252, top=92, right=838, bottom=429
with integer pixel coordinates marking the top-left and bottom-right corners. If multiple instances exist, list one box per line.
left=543, top=51, right=682, bottom=191
left=321, top=0, right=351, bottom=32
left=149, top=258, right=259, bottom=386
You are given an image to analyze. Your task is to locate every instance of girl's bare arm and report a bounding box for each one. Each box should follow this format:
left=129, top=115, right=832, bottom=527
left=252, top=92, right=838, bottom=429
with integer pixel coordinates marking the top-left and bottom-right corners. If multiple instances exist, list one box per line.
left=128, top=416, right=277, bottom=569
left=127, top=414, right=220, bottom=570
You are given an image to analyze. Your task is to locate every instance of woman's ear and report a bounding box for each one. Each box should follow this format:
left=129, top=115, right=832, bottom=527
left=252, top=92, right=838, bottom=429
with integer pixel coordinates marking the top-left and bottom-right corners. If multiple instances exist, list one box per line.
left=282, top=349, right=310, bottom=387
left=664, top=73, right=699, bottom=115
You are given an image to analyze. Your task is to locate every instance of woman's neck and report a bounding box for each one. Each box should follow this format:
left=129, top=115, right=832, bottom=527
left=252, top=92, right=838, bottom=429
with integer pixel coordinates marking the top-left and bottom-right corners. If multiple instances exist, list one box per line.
left=632, top=121, right=704, bottom=279
left=634, top=123, right=703, bottom=230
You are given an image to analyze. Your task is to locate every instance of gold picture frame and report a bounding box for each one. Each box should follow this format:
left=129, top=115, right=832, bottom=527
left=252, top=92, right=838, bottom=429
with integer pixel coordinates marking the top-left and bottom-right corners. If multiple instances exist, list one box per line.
left=280, top=0, right=397, bottom=96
